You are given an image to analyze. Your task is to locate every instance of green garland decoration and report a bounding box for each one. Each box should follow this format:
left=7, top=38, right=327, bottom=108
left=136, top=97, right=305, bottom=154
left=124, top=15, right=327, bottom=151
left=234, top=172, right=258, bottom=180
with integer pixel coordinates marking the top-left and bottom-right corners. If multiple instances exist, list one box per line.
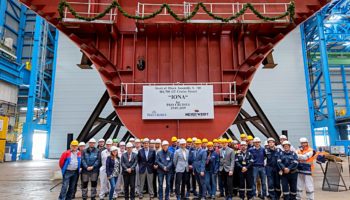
left=58, top=0, right=295, bottom=23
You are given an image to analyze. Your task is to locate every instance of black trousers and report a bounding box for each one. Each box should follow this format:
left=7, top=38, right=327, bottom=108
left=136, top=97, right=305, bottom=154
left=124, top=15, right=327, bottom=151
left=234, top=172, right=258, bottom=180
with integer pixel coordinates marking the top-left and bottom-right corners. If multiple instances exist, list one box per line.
left=175, top=171, right=189, bottom=198
left=239, top=170, right=253, bottom=200
left=220, top=171, right=233, bottom=198
left=233, top=166, right=240, bottom=195
left=153, top=171, right=158, bottom=197
left=123, top=173, right=136, bottom=200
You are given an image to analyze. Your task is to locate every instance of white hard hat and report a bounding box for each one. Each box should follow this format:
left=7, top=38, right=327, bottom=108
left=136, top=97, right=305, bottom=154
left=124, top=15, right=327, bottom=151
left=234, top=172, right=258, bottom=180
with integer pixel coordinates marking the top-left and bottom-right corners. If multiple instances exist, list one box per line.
left=253, top=137, right=261, bottom=143
left=299, top=137, right=308, bottom=143
left=126, top=142, right=133, bottom=148
left=98, top=138, right=105, bottom=142
left=179, top=138, right=186, bottom=144
left=78, top=142, right=86, bottom=147
left=240, top=141, right=247, bottom=146
left=119, top=141, right=126, bottom=146
left=155, top=139, right=161, bottom=144
left=143, top=138, right=150, bottom=143
left=129, top=138, right=135, bottom=142
left=267, top=137, right=275, bottom=142
left=88, top=138, right=96, bottom=143
left=192, top=137, right=197, bottom=142
left=280, top=135, right=288, bottom=140
left=150, top=139, right=155, bottom=143
left=135, top=139, right=141, bottom=143
left=264, top=141, right=268, bottom=146
left=111, top=146, right=118, bottom=152
left=162, top=140, right=169, bottom=146
left=233, top=140, right=239, bottom=144
left=282, top=141, right=291, bottom=146
left=106, top=139, right=113, bottom=145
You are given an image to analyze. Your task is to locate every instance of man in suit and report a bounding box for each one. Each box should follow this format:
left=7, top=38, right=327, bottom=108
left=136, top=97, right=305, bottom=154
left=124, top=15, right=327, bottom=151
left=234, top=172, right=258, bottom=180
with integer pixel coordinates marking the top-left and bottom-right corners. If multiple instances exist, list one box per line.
left=173, top=138, right=190, bottom=200
left=219, top=138, right=235, bottom=200
left=189, top=139, right=207, bottom=200
left=138, top=138, right=156, bottom=199
left=156, top=140, right=173, bottom=200
left=121, top=142, right=138, bottom=200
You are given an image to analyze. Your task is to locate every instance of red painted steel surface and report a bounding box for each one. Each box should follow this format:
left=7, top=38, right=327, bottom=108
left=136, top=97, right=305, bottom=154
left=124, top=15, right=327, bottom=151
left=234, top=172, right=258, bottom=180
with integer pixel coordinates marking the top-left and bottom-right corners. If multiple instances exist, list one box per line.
left=20, top=0, right=328, bottom=140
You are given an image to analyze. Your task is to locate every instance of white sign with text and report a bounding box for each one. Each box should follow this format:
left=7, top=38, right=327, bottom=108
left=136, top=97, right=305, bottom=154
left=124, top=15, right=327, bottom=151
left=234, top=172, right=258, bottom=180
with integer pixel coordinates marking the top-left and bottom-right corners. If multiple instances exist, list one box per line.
left=142, top=85, right=214, bottom=120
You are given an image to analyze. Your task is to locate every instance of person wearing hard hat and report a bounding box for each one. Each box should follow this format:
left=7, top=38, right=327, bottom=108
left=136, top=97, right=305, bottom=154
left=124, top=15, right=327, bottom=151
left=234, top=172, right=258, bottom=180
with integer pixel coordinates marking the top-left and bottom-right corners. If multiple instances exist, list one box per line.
left=249, top=137, right=267, bottom=199
left=156, top=140, right=173, bottom=200
left=173, top=139, right=190, bottom=200
left=277, top=141, right=299, bottom=200
left=265, top=137, right=282, bottom=200
left=114, top=141, right=126, bottom=198
left=121, top=142, right=138, bottom=200
left=81, top=138, right=101, bottom=200
left=73, top=142, right=86, bottom=199
left=202, top=138, right=209, bottom=150
left=150, top=139, right=156, bottom=150
left=204, top=141, right=220, bottom=199
left=58, top=140, right=81, bottom=200
left=296, top=137, right=315, bottom=200
left=247, top=135, right=254, bottom=149
left=218, top=138, right=235, bottom=200
left=189, top=139, right=207, bottom=200
left=99, top=138, right=113, bottom=199
left=186, top=138, right=197, bottom=198
left=134, top=139, right=142, bottom=153
left=235, top=141, right=254, bottom=200
left=106, top=146, right=120, bottom=200
left=155, top=139, right=162, bottom=151
left=168, top=136, right=178, bottom=196
left=277, top=135, right=296, bottom=152
left=133, top=139, right=142, bottom=196
left=186, top=138, right=193, bottom=149
left=138, top=138, right=156, bottom=199
left=112, top=139, right=119, bottom=147
left=98, top=138, right=106, bottom=151
left=232, top=140, right=240, bottom=197
left=129, top=138, right=136, bottom=147
left=240, top=133, right=247, bottom=142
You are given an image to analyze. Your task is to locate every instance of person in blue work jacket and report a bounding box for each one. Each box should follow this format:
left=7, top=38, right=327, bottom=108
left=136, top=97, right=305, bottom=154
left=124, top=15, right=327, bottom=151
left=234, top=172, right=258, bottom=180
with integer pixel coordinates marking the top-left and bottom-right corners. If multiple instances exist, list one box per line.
left=156, top=140, right=174, bottom=200
left=168, top=137, right=178, bottom=197
left=204, top=142, right=220, bottom=199
left=277, top=141, right=299, bottom=200
left=189, top=139, right=207, bottom=200
left=265, top=138, right=282, bottom=200
left=81, top=138, right=101, bottom=200
left=235, top=141, right=254, bottom=200
left=248, top=137, right=267, bottom=199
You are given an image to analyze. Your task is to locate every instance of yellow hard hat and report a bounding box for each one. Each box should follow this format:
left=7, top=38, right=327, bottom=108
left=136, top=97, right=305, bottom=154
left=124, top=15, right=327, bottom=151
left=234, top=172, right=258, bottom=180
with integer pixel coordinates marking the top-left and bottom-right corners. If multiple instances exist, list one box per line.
left=207, top=142, right=214, bottom=146
left=71, top=140, right=79, bottom=146
left=228, top=138, right=233, bottom=143
left=171, top=136, right=178, bottom=142
left=240, top=133, right=247, bottom=138
left=247, top=135, right=254, bottom=140
left=213, top=139, right=218, bottom=143
left=186, top=138, right=193, bottom=142
left=195, top=139, right=202, bottom=144
left=202, top=138, right=208, bottom=143
left=222, top=138, right=228, bottom=143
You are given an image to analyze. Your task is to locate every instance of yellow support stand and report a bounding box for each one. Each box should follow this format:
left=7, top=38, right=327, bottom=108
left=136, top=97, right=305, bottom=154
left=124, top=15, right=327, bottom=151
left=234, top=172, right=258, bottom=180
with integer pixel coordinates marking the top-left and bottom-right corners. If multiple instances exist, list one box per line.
left=0, top=116, right=9, bottom=162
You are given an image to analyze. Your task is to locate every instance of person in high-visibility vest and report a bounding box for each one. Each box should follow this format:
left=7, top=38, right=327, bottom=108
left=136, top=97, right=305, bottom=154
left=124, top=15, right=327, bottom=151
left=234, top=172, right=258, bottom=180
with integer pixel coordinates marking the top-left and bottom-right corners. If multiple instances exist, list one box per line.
left=296, top=137, right=315, bottom=200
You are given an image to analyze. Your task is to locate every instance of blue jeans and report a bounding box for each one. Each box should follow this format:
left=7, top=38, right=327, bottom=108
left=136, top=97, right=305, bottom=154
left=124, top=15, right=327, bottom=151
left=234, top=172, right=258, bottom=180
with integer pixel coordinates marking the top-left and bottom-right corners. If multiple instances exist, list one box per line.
left=266, top=166, right=281, bottom=200
left=59, top=170, right=79, bottom=200
left=205, top=172, right=217, bottom=197
left=109, top=176, right=118, bottom=200
left=195, top=171, right=206, bottom=198
left=158, top=172, right=171, bottom=200
left=252, top=166, right=267, bottom=197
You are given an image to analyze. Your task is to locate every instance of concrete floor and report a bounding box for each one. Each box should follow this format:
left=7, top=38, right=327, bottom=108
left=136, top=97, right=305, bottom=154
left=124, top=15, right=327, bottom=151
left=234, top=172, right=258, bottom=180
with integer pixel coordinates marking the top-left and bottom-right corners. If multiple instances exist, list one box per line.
left=0, top=159, right=349, bottom=200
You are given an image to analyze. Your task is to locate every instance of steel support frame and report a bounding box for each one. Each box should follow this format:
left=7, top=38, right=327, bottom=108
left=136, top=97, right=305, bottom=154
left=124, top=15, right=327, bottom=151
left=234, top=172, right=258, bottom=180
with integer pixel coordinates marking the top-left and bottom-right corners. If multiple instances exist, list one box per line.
left=77, top=90, right=126, bottom=143
left=20, top=15, right=58, bottom=160
left=230, top=89, right=279, bottom=141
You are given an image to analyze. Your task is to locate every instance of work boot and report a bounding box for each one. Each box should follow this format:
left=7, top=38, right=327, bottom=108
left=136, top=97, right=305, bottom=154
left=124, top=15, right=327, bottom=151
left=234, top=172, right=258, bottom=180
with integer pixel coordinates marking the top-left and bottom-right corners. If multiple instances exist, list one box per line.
left=91, top=187, right=97, bottom=199
left=82, top=188, right=88, bottom=199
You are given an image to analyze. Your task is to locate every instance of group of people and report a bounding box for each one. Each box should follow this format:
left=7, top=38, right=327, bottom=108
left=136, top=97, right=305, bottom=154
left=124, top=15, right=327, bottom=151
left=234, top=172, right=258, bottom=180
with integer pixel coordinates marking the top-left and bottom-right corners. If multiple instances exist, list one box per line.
left=58, top=134, right=316, bottom=200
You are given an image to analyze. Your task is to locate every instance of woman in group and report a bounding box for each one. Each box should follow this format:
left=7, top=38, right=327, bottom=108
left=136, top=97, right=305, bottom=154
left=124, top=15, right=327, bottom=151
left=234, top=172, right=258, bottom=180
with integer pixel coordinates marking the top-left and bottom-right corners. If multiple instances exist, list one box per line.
left=106, top=146, right=121, bottom=200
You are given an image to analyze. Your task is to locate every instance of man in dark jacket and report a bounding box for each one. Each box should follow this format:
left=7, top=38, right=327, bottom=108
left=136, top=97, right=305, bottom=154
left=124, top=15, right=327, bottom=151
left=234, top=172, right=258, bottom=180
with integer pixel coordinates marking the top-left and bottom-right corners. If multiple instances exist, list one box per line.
left=235, top=141, right=254, bottom=200
left=190, top=139, right=207, bottom=200
left=249, top=137, right=267, bottom=199
left=265, top=138, right=282, bottom=200
left=121, top=142, right=138, bottom=200
left=205, top=142, right=219, bottom=199
left=138, top=138, right=156, bottom=199
left=81, top=138, right=101, bottom=200
left=156, top=140, right=173, bottom=200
